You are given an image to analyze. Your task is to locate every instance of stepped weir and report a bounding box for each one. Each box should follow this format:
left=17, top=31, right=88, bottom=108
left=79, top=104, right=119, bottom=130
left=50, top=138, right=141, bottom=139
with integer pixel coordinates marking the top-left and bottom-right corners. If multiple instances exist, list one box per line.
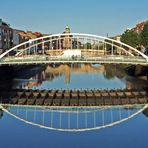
left=0, top=89, right=148, bottom=106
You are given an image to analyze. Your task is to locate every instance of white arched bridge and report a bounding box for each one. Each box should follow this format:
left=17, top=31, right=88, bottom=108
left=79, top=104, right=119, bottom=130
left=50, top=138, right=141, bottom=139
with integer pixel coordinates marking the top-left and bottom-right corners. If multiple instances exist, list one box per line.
left=0, top=33, right=148, bottom=65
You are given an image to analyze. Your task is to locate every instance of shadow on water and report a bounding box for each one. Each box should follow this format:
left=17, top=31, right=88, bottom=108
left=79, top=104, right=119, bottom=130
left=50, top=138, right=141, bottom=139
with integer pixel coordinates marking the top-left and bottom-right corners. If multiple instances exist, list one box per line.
left=0, top=65, right=47, bottom=90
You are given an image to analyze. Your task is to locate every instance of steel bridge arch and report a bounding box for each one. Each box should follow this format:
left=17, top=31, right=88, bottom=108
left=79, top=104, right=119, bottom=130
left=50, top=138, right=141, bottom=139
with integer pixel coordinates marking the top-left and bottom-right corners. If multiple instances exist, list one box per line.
left=0, top=33, right=148, bottom=61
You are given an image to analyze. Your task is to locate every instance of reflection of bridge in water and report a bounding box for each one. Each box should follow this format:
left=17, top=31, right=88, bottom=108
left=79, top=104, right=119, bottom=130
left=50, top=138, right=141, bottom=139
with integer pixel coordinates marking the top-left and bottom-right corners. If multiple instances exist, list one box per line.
left=0, top=104, right=148, bottom=132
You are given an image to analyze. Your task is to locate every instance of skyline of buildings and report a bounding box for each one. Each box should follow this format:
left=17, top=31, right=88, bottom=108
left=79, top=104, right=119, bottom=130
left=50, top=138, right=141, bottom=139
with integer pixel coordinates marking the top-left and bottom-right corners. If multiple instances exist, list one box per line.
left=0, top=18, right=45, bottom=53
left=0, top=18, right=147, bottom=54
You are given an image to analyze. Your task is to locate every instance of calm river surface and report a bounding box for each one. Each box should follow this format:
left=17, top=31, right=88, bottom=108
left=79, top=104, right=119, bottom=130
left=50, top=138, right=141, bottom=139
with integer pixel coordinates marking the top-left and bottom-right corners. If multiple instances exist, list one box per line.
left=0, top=64, right=148, bottom=148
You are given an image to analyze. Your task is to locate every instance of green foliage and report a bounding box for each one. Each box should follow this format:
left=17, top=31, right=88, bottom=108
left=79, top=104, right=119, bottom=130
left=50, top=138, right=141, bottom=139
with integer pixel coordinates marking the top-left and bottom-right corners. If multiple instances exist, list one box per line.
left=121, top=30, right=140, bottom=48
left=140, top=23, right=148, bottom=47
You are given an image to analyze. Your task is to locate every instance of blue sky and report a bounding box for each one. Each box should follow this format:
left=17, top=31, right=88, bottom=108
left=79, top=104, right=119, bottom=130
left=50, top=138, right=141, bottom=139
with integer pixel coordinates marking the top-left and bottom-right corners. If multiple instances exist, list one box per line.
left=0, top=0, right=147, bottom=36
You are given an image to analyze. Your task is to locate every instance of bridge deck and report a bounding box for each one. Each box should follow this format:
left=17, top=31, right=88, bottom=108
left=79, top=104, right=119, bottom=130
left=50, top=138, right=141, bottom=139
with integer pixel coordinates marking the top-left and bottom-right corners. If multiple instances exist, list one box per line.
left=0, top=55, right=148, bottom=65
left=0, top=89, right=148, bottom=106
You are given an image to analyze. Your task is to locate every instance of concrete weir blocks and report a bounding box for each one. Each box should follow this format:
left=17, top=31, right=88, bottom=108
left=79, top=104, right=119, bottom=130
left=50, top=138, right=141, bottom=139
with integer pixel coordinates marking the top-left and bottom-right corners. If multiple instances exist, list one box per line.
left=0, top=89, right=148, bottom=106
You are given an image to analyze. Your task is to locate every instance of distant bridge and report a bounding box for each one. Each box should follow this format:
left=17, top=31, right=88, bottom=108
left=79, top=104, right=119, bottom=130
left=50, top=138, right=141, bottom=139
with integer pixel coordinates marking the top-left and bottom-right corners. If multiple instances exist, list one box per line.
left=0, top=33, right=148, bottom=65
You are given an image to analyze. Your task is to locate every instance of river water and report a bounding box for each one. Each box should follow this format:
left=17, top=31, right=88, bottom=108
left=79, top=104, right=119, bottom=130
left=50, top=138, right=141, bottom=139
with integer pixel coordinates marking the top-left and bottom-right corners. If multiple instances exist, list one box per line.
left=0, top=64, right=148, bottom=148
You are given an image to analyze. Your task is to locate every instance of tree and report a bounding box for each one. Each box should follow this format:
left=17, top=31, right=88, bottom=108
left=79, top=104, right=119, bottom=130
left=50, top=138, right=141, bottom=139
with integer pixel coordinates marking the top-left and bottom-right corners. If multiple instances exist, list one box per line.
left=140, top=23, right=148, bottom=47
left=121, top=30, right=140, bottom=48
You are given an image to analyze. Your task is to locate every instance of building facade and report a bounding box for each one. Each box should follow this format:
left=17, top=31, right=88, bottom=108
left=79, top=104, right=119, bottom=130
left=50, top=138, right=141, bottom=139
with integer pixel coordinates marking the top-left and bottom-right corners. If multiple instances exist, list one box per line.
left=0, top=19, right=13, bottom=53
